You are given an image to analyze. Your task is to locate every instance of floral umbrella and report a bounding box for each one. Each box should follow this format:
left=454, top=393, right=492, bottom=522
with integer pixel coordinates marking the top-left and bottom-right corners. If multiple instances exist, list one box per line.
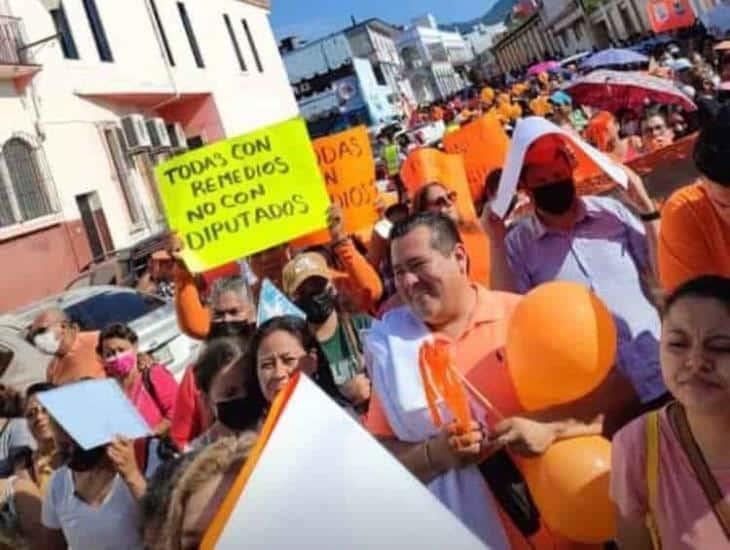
left=562, top=70, right=697, bottom=113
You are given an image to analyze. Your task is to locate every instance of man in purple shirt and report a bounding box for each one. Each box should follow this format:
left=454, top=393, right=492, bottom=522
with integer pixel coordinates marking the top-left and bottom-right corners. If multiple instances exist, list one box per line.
left=493, top=136, right=667, bottom=435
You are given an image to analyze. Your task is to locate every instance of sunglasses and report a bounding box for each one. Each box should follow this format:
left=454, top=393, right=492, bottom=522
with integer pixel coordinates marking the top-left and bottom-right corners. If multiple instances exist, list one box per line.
left=426, top=191, right=457, bottom=209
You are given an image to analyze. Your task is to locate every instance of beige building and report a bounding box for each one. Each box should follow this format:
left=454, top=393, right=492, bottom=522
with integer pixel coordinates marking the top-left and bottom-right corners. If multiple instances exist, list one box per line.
left=494, top=0, right=723, bottom=72
left=492, top=13, right=560, bottom=74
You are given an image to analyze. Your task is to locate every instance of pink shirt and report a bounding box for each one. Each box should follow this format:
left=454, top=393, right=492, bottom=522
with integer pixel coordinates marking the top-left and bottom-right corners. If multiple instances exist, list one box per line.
left=127, top=365, right=178, bottom=430
left=611, top=408, right=730, bottom=549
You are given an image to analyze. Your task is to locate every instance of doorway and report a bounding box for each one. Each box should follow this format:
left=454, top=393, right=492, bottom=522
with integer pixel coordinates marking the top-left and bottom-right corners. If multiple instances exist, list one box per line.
left=76, top=192, right=114, bottom=262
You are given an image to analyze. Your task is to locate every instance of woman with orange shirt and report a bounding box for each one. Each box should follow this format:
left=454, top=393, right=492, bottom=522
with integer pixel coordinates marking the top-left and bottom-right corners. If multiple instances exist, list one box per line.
left=658, top=105, right=730, bottom=292
left=412, top=183, right=491, bottom=288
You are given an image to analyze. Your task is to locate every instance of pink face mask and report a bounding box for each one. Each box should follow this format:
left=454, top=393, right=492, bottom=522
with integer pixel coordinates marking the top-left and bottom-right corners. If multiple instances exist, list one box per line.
left=103, top=350, right=137, bottom=377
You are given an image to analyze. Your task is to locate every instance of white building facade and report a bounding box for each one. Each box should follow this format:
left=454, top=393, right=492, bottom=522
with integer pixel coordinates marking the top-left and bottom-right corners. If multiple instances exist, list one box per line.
left=0, top=0, right=297, bottom=310
left=397, top=14, right=472, bottom=105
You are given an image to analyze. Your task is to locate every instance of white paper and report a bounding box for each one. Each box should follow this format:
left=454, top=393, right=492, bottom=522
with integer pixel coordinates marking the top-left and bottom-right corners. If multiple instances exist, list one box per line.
left=493, top=116, right=628, bottom=218
left=214, top=376, right=487, bottom=549
left=37, top=379, right=152, bottom=450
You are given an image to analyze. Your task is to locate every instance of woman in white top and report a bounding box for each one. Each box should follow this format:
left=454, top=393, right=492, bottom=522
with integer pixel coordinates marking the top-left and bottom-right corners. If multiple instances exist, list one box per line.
left=40, top=422, right=147, bottom=550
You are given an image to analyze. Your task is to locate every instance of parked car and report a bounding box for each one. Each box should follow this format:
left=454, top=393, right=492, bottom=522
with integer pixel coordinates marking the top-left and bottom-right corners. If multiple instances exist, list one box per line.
left=9, top=286, right=200, bottom=387
left=0, top=318, right=53, bottom=393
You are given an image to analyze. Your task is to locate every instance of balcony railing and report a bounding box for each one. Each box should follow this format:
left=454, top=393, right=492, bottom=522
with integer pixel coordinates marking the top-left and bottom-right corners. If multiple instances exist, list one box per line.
left=0, top=15, right=34, bottom=67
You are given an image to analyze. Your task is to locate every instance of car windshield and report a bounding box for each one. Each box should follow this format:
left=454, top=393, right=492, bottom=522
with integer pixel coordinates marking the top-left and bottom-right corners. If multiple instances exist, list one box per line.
left=64, top=291, right=165, bottom=331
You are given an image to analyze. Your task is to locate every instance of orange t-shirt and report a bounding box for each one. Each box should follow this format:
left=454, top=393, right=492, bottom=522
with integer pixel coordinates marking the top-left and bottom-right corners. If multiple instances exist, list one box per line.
left=47, top=331, right=105, bottom=386
left=659, top=181, right=730, bottom=292
left=461, top=227, right=491, bottom=288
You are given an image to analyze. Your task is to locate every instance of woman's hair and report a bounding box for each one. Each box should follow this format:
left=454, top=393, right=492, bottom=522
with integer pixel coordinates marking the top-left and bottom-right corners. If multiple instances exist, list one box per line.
left=140, top=452, right=197, bottom=545
left=160, top=435, right=257, bottom=550
left=246, top=316, right=339, bottom=405
left=96, top=323, right=139, bottom=356
left=0, top=384, right=23, bottom=418
left=25, top=382, right=55, bottom=400
left=412, top=182, right=443, bottom=214
left=663, top=275, right=730, bottom=316
left=209, top=276, right=256, bottom=309
left=193, top=338, right=249, bottom=397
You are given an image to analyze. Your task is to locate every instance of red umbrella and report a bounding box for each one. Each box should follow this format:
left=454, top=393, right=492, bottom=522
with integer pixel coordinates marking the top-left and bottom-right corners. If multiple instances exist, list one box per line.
left=563, top=70, right=697, bottom=113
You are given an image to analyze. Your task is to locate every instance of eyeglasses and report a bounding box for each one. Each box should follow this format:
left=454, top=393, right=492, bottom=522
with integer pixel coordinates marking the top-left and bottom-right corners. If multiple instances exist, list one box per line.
left=646, top=124, right=667, bottom=134
left=426, top=191, right=457, bottom=209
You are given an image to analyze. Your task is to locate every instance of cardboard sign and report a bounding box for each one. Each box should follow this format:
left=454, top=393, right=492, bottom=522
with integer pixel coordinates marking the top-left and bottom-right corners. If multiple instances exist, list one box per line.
left=201, top=375, right=486, bottom=550
left=400, top=148, right=478, bottom=222
left=493, top=117, right=628, bottom=219
left=647, top=0, right=695, bottom=33
left=443, top=113, right=510, bottom=201
left=38, top=380, right=152, bottom=450
left=291, top=126, right=378, bottom=248
left=155, top=117, right=330, bottom=273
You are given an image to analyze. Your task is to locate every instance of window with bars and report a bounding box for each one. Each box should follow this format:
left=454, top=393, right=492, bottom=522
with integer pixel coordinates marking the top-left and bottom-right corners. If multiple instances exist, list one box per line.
left=0, top=137, right=55, bottom=226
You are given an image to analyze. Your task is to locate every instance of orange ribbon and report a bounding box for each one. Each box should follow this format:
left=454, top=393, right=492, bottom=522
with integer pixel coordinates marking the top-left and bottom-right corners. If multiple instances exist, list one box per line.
left=418, top=340, right=472, bottom=429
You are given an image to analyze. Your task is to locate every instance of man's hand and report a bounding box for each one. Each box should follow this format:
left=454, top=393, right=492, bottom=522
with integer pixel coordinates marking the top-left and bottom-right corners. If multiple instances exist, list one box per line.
left=429, top=421, right=486, bottom=471
left=166, top=232, right=186, bottom=265
left=480, top=203, right=508, bottom=242
left=107, top=436, right=146, bottom=499
left=107, top=437, right=139, bottom=480
left=489, top=417, right=558, bottom=457
left=340, top=373, right=371, bottom=406
left=618, top=165, right=655, bottom=216
left=326, top=204, right=346, bottom=243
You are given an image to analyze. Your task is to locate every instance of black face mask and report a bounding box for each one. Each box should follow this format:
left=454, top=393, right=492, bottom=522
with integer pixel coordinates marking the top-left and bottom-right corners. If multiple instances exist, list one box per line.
left=532, top=179, right=576, bottom=215
left=207, top=320, right=255, bottom=341
left=296, top=287, right=336, bottom=324
left=64, top=445, right=107, bottom=472
left=215, top=396, right=263, bottom=432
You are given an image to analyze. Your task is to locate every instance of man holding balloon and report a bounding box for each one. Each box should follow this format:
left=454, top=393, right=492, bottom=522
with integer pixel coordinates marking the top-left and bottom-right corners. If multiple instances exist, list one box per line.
left=491, top=123, right=669, bottom=436
left=364, top=212, right=617, bottom=547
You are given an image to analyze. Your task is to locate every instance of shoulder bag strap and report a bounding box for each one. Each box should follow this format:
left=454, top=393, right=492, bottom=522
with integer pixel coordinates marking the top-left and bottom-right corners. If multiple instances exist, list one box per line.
left=645, top=410, right=662, bottom=549
left=668, top=402, right=730, bottom=540
left=141, top=367, right=165, bottom=417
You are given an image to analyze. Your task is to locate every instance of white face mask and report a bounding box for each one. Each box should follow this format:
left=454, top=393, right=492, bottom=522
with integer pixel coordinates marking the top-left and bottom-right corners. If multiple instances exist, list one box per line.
left=34, top=330, right=61, bottom=356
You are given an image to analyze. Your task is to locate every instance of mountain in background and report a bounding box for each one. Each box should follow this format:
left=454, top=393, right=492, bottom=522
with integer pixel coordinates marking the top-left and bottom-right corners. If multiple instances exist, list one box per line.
left=441, top=0, right=519, bottom=34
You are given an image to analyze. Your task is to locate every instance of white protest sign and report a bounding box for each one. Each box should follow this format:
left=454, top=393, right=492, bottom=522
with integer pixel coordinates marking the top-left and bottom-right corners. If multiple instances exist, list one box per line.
left=37, top=379, right=152, bottom=450
left=211, top=376, right=487, bottom=549
left=493, top=116, right=628, bottom=218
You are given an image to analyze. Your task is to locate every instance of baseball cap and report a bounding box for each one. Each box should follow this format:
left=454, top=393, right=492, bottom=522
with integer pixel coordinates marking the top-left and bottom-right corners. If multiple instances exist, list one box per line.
left=549, top=91, right=572, bottom=106
left=282, top=252, right=331, bottom=296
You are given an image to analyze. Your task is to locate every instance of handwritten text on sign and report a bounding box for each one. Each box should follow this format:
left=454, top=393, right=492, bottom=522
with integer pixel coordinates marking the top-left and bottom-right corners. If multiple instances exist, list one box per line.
left=292, top=125, right=377, bottom=247
left=155, top=117, right=330, bottom=272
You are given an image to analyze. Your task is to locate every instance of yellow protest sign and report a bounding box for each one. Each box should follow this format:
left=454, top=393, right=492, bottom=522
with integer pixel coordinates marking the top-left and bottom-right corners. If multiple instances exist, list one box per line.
left=155, top=117, right=330, bottom=272
left=292, top=125, right=378, bottom=248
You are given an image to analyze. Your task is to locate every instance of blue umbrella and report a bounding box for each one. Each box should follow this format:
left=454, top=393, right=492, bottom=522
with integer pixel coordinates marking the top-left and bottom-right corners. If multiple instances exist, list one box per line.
left=581, top=48, right=649, bottom=70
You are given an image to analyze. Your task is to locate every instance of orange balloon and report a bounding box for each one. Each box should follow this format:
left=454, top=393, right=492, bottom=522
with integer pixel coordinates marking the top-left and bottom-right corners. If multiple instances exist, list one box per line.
left=519, top=436, right=616, bottom=543
left=506, top=281, right=616, bottom=411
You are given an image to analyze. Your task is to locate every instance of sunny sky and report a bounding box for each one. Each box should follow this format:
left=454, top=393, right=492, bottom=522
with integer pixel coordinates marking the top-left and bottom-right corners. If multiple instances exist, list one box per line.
left=269, top=0, right=497, bottom=41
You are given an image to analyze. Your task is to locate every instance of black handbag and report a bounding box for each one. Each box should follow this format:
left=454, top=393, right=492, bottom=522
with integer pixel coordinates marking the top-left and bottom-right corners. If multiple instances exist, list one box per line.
left=479, top=449, right=541, bottom=537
